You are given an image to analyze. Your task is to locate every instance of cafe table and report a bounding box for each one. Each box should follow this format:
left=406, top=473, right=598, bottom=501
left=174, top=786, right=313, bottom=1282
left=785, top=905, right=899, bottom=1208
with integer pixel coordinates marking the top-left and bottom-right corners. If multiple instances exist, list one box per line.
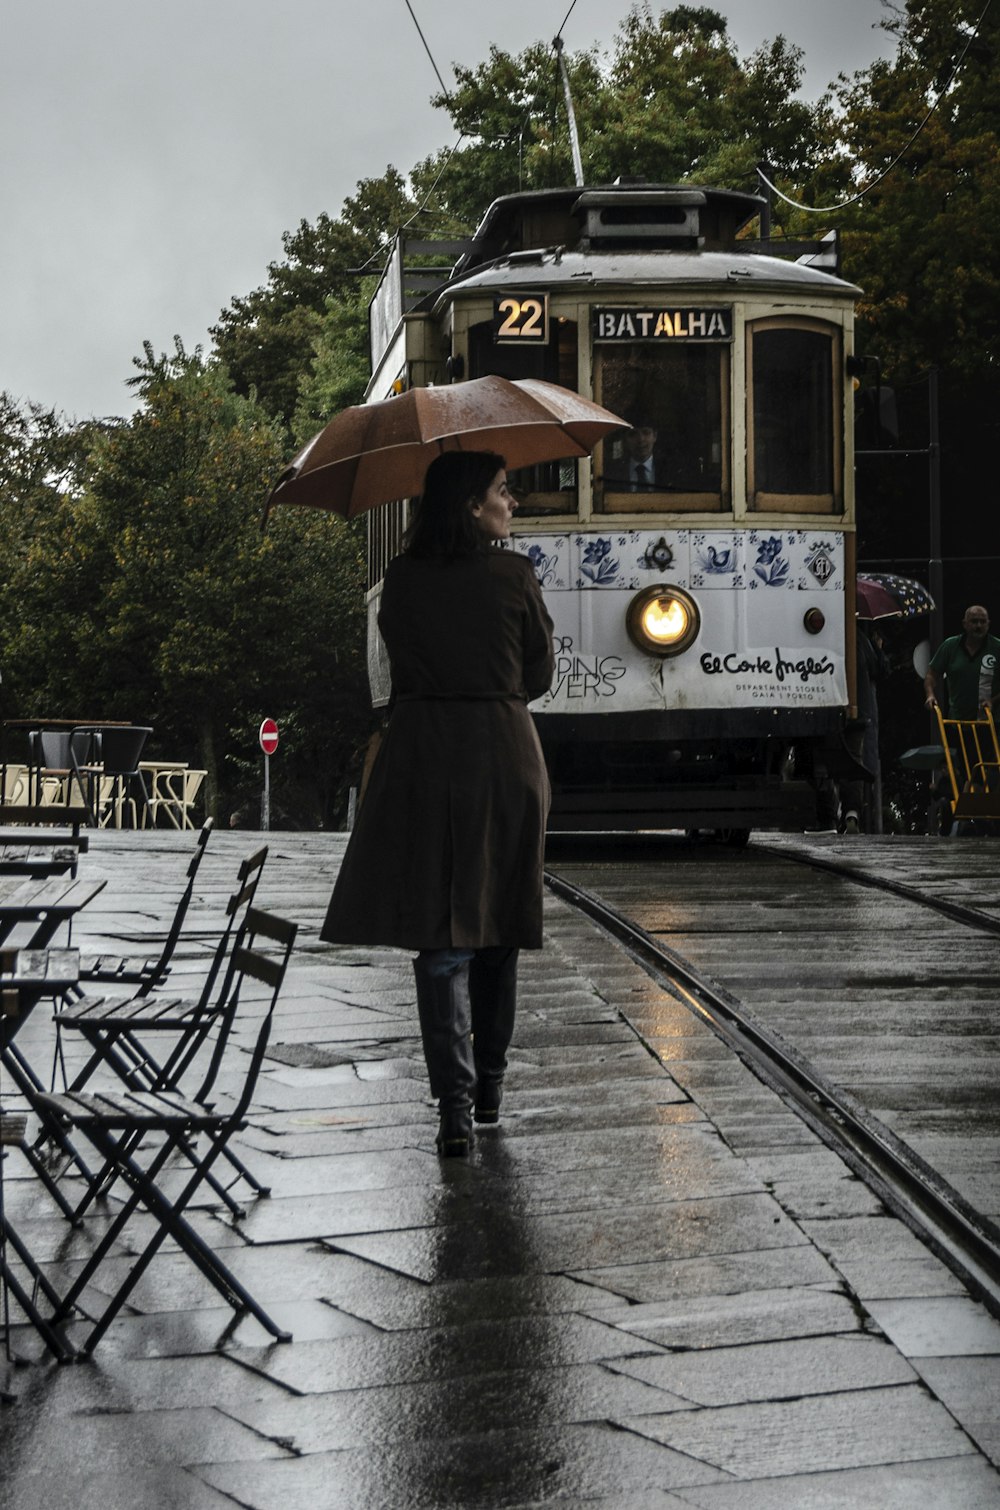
left=0, top=823, right=89, bottom=879
left=0, top=875, right=107, bottom=949
left=0, top=878, right=107, bottom=1232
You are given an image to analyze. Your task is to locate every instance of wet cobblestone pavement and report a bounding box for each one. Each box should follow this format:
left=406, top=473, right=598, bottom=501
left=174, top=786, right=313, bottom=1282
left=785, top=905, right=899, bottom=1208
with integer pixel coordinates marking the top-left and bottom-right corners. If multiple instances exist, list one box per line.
left=2, top=830, right=999, bottom=1508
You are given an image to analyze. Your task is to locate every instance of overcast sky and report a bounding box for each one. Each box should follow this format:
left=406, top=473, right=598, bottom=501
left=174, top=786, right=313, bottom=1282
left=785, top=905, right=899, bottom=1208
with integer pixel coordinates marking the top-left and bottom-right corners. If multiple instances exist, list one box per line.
left=1, top=0, right=894, bottom=423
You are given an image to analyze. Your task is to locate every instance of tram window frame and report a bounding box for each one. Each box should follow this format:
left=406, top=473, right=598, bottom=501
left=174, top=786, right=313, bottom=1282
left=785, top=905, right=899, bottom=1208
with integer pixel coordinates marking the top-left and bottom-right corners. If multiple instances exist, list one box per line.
left=466, top=315, right=581, bottom=519
left=594, top=343, right=731, bottom=514
left=747, top=317, right=843, bottom=514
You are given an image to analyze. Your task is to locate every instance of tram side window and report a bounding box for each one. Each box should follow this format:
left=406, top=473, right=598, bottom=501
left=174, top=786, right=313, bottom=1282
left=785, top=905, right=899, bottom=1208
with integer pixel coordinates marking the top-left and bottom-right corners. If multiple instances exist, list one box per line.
left=749, top=322, right=841, bottom=513
left=596, top=345, right=729, bottom=512
left=467, top=317, right=579, bottom=517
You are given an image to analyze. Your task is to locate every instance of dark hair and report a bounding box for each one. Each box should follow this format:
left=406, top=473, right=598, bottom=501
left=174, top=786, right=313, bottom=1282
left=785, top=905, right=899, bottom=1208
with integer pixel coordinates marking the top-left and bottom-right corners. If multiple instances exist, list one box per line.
left=403, top=451, right=506, bottom=559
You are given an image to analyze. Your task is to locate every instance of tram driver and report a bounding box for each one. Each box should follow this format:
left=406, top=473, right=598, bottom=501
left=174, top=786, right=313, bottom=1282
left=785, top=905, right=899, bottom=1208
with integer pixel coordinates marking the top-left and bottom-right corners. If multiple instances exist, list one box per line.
left=604, top=409, right=665, bottom=491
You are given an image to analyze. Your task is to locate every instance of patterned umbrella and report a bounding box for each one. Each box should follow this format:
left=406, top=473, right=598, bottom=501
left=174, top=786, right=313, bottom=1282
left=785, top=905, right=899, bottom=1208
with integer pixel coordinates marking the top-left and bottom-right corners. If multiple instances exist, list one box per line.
left=856, top=572, right=935, bottom=620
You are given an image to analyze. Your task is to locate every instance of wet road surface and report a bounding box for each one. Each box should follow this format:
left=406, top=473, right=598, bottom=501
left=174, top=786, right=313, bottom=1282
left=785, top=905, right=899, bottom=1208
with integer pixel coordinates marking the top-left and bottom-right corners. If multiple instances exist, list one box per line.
left=550, top=831, right=1000, bottom=1224
left=1, top=830, right=999, bottom=1508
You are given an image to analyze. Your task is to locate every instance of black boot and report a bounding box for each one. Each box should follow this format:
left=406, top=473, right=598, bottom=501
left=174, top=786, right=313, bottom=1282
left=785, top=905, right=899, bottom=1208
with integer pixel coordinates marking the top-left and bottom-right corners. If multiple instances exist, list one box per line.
left=470, top=947, right=518, bottom=1125
left=414, top=953, right=476, bottom=1156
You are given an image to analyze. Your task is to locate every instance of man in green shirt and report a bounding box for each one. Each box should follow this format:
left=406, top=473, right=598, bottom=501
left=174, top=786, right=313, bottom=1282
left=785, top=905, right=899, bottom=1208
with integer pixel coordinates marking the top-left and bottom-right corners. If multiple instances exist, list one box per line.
left=924, top=605, right=1000, bottom=718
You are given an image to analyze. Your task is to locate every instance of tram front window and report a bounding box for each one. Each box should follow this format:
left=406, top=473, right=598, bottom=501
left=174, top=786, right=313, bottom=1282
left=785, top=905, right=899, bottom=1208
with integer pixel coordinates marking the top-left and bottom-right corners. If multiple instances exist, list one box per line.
left=749, top=321, right=840, bottom=512
left=597, top=345, right=729, bottom=512
left=467, top=316, right=580, bottom=518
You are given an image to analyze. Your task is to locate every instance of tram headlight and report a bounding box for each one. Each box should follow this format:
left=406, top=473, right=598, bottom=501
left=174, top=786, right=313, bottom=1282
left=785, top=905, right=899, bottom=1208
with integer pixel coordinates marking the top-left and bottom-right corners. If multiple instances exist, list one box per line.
left=626, top=584, right=701, bottom=657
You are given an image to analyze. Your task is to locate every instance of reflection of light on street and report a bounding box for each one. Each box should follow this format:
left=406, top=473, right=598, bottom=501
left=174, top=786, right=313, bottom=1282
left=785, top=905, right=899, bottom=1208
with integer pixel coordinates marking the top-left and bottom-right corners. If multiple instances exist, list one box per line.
left=643, top=597, right=689, bottom=644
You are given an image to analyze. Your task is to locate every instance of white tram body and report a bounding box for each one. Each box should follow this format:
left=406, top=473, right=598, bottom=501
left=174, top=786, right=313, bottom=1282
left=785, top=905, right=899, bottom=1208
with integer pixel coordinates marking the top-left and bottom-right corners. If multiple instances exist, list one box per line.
left=366, top=184, right=861, bottom=834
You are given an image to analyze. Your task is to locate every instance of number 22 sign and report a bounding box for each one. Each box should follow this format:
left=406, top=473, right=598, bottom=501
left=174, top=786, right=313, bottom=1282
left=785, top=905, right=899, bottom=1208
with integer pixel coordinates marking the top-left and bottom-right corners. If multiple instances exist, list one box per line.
left=493, top=293, right=549, bottom=344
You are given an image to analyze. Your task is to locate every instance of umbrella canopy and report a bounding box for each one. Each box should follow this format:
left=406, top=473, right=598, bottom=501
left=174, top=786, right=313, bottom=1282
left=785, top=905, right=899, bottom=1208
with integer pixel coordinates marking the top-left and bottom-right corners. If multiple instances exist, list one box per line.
left=263, top=376, right=628, bottom=522
left=856, top=572, right=935, bottom=620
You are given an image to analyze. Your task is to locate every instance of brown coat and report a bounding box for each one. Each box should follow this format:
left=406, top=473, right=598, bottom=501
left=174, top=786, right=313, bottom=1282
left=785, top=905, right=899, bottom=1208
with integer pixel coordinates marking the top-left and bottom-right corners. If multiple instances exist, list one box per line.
left=321, top=548, right=554, bottom=950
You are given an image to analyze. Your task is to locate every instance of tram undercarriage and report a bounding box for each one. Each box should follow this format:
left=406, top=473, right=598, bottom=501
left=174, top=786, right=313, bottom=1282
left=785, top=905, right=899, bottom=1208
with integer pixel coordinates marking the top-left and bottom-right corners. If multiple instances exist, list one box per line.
left=538, top=707, right=853, bottom=833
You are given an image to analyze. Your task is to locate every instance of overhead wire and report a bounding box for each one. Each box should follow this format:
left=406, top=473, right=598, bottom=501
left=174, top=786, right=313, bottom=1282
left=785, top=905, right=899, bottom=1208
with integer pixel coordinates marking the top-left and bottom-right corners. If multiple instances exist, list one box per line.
left=759, top=0, right=993, bottom=215
left=554, top=0, right=580, bottom=43
left=402, top=0, right=452, bottom=101
left=379, top=0, right=588, bottom=279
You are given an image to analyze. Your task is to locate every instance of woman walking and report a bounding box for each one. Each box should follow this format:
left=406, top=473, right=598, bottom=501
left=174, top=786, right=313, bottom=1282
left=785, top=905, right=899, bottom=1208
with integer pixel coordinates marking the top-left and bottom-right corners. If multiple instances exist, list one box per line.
left=321, top=451, right=554, bottom=1156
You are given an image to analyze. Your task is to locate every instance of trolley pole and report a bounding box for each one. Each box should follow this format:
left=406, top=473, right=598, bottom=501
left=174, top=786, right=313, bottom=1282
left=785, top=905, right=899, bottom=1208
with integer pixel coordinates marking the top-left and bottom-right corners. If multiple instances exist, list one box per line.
left=553, top=36, right=585, bottom=188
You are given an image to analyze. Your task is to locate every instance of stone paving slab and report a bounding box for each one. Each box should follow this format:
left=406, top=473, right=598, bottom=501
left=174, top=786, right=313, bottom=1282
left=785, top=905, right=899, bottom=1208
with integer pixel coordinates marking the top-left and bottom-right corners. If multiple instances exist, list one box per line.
left=1, top=1466, right=241, bottom=1510
left=608, top=1332, right=917, bottom=1404
left=225, top=1359, right=688, bottom=1452
left=619, top=1383, right=975, bottom=1477
left=3, top=830, right=999, bottom=1509
left=196, top=1420, right=732, bottom=1508
left=668, top=1455, right=1000, bottom=1509
left=578, top=1286, right=865, bottom=1351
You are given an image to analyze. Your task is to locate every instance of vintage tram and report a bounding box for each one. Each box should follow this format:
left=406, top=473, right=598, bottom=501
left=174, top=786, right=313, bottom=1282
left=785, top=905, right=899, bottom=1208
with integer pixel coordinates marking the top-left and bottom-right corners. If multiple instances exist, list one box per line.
left=365, top=182, right=861, bottom=836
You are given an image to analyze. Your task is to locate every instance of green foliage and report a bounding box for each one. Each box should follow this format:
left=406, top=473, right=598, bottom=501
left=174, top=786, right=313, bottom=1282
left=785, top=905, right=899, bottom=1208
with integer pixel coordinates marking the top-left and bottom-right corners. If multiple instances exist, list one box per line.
left=211, top=170, right=418, bottom=426
left=1, top=355, right=369, bottom=826
left=291, top=280, right=377, bottom=447
left=801, top=0, right=1000, bottom=380
left=423, top=8, right=821, bottom=228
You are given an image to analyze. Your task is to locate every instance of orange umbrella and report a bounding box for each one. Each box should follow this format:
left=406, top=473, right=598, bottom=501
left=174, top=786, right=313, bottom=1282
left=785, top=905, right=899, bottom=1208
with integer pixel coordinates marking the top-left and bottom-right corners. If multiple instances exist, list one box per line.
left=262, top=376, right=627, bottom=523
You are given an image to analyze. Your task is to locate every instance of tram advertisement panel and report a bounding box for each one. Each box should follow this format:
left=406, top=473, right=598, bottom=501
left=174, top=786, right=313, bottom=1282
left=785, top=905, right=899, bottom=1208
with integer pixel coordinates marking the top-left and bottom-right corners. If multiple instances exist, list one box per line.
left=512, top=530, right=847, bottom=713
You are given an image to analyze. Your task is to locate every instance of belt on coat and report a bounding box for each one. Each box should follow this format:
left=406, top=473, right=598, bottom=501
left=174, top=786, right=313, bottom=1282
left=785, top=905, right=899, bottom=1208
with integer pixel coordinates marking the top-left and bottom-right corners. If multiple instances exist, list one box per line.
left=394, top=692, right=527, bottom=704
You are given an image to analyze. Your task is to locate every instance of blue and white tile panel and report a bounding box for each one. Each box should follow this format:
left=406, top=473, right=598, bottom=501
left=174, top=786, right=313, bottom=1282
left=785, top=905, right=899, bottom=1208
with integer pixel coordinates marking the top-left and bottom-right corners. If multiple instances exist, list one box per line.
left=507, top=529, right=847, bottom=715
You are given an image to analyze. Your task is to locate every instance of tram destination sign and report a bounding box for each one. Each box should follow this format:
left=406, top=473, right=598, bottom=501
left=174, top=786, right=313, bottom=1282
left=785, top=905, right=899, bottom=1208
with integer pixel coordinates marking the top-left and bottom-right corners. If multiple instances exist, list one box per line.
left=593, top=306, right=733, bottom=342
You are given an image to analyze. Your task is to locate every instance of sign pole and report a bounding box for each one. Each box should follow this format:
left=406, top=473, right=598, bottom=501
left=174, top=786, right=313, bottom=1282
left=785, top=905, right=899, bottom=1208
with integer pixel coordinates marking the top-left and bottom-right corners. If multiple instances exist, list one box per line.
left=258, top=719, right=279, bottom=831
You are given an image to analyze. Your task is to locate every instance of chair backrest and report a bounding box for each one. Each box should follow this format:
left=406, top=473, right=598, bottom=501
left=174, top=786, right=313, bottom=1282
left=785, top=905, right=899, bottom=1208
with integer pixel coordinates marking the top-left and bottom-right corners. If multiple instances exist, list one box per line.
left=194, top=844, right=269, bottom=1015
left=180, top=769, right=206, bottom=819
left=96, top=726, right=152, bottom=776
left=31, top=729, right=94, bottom=771
left=211, top=908, right=298, bottom=1120
left=134, top=818, right=214, bottom=990
left=1, top=763, right=27, bottom=803
left=151, top=843, right=269, bottom=1096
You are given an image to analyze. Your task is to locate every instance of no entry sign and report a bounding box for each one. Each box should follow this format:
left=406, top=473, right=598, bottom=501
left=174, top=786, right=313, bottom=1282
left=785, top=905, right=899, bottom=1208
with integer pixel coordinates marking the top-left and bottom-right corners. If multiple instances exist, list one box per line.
left=259, top=718, right=279, bottom=756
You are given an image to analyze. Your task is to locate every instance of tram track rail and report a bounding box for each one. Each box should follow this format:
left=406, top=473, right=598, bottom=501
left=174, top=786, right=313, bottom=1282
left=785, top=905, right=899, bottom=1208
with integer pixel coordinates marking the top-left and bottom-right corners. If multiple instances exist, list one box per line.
left=545, top=864, right=1000, bottom=1322
left=754, top=840, right=1000, bottom=938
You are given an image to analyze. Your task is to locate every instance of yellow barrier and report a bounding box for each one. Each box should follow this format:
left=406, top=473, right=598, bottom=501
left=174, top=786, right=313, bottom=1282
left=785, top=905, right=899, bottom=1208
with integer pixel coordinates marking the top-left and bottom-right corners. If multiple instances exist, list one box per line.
left=934, top=705, right=1000, bottom=821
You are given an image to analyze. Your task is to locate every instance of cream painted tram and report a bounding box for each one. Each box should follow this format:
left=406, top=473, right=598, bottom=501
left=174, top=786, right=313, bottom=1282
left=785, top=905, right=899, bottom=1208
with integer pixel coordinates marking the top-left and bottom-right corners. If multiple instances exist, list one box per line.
left=365, top=182, right=861, bottom=837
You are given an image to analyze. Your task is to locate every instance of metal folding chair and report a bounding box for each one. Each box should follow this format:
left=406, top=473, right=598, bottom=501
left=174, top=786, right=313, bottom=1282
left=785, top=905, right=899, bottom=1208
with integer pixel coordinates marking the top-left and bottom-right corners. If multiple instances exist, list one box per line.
left=75, top=819, right=213, bottom=992
left=3, top=1114, right=76, bottom=1363
left=35, top=908, right=297, bottom=1356
left=1, top=947, right=101, bottom=1230
left=49, top=847, right=269, bottom=1219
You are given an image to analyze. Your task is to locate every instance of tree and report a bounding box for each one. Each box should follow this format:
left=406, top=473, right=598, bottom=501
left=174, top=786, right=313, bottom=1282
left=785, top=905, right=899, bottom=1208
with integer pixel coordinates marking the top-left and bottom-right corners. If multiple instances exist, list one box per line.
left=0, top=395, right=109, bottom=723
left=424, top=8, right=822, bottom=229
left=211, top=170, right=421, bottom=427
left=795, top=0, right=1000, bottom=634
left=291, top=280, right=377, bottom=447
left=2, top=348, right=370, bottom=825
left=802, top=0, right=1000, bottom=379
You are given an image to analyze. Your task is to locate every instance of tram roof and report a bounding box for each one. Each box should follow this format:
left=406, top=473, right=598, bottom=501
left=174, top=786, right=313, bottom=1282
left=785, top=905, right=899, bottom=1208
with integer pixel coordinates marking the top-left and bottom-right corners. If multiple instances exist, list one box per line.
left=410, top=183, right=858, bottom=310
left=423, top=246, right=860, bottom=310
